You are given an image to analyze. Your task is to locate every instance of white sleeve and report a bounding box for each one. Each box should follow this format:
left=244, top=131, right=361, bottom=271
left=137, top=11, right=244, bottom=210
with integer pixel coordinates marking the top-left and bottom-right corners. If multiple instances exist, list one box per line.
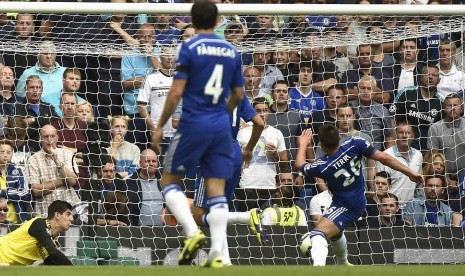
left=298, top=209, right=307, bottom=226
left=137, top=75, right=151, bottom=103
left=261, top=209, right=273, bottom=226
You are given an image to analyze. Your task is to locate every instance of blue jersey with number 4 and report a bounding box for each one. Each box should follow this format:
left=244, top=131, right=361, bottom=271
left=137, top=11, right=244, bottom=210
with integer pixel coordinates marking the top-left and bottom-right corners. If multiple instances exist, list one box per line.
left=174, top=33, right=244, bottom=133
left=301, top=137, right=376, bottom=210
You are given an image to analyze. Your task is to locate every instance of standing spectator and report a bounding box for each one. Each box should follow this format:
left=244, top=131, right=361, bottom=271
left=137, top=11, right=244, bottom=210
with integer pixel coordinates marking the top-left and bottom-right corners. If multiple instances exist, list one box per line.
left=3, top=14, right=38, bottom=81
left=236, top=97, right=288, bottom=211
left=125, top=149, right=163, bottom=226
left=364, top=171, right=392, bottom=223
left=376, top=122, right=423, bottom=206
left=437, top=40, right=465, bottom=99
left=392, top=38, right=423, bottom=92
left=15, top=41, right=67, bottom=111
left=96, top=191, right=129, bottom=226
left=107, top=115, right=140, bottom=179
left=390, top=64, right=443, bottom=153
left=250, top=47, right=284, bottom=95
left=12, top=75, right=59, bottom=153
left=26, top=125, right=80, bottom=218
left=246, top=15, right=280, bottom=41
left=281, top=4, right=318, bottom=38
left=0, top=139, right=32, bottom=223
left=0, top=66, right=17, bottom=117
left=403, top=175, right=460, bottom=226
left=121, top=24, right=159, bottom=148
left=56, top=68, right=86, bottom=117
left=352, top=76, right=394, bottom=150
left=243, top=66, right=272, bottom=104
left=137, top=45, right=176, bottom=153
left=427, top=93, right=465, bottom=180
left=289, top=62, right=326, bottom=122
left=51, top=93, right=87, bottom=153
left=367, top=193, right=404, bottom=228
left=309, top=84, right=348, bottom=143
left=342, top=44, right=394, bottom=104
left=267, top=80, right=305, bottom=161
left=150, top=12, right=181, bottom=44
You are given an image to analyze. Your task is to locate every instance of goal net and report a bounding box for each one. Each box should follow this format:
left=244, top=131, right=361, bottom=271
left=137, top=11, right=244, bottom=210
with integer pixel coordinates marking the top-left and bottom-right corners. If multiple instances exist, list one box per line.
left=0, top=1, right=465, bottom=266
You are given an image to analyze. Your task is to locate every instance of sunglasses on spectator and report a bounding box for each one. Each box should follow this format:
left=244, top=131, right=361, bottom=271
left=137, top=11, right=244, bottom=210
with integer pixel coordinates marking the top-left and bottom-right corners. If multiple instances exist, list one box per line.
left=225, top=25, right=242, bottom=35
left=0, top=208, right=8, bottom=213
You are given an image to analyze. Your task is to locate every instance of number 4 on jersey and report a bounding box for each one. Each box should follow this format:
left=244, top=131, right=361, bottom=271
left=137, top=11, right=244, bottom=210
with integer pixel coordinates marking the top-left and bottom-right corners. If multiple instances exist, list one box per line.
left=205, top=64, right=223, bottom=104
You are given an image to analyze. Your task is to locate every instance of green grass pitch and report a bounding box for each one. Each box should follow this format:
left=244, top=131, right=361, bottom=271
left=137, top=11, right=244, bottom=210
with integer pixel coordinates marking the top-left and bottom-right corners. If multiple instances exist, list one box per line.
left=2, top=265, right=464, bottom=276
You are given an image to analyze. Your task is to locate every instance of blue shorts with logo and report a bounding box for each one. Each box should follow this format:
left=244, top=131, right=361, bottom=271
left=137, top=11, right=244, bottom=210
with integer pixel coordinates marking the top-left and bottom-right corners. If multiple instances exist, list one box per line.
left=323, top=201, right=365, bottom=231
left=163, top=130, right=233, bottom=179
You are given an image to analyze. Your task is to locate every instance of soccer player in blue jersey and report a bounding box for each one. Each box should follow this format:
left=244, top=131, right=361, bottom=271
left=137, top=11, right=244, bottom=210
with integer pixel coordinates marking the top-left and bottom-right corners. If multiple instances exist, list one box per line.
left=192, top=94, right=265, bottom=265
left=296, top=125, right=423, bottom=266
left=152, top=0, right=245, bottom=268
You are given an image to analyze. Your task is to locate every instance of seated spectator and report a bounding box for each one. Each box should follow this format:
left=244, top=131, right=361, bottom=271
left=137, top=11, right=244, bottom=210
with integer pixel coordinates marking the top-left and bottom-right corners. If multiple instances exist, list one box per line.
left=0, top=11, right=14, bottom=40
left=51, top=93, right=87, bottom=153
left=376, top=121, right=422, bottom=206
left=6, top=117, right=32, bottom=169
left=261, top=184, right=307, bottom=226
left=437, top=40, right=465, bottom=99
left=364, top=23, right=396, bottom=69
left=89, top=156, right=125, bottom=201
left=243, top=66, right=272, bottom=104
left=76, top=101, right=95, bottom=124
left=107, top=115, right=140, bottom=179
left=236, top=97, right=288, bottom=211
left=289, top=61, right=326, bottom=122
left=367, top=193, right=405, bottom=228
left=25, top=125, right=80, bottom=218
left=15, top=41, right=67, bottom=111
left=403, top=175, right=461, bottom=227
left=0, top=198, right=8, bottom=224
left=12, top=75, right=59, bottom=153
left=96, top=191, right=129, bottom=226
left=224, top=22, right=246, bottom=44
left=364, top=171, right=392, bottom=222
left=125, top=149, right=163, bottom=226
left=0, top=139, right=33, bottom=224
left=0, top=66, right=17, bottom=118
left=273, top=42, right=299, bottom=86
left=149, top=12, right=181, bottom=44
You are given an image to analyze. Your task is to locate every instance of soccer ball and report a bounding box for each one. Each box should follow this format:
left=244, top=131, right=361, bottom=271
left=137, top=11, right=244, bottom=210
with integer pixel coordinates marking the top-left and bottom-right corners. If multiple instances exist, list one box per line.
left=299, top=232, right=312, bottom=257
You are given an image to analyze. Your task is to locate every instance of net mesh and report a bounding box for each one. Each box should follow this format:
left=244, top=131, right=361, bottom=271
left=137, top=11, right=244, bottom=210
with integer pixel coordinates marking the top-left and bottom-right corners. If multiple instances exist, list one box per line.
left=0, top=3, right=465, bottom=266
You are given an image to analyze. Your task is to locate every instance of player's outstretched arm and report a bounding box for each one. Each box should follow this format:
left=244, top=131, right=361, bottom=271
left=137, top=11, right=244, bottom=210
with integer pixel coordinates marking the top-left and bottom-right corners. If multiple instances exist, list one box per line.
left=370, top=150, right=424, bottom=185
left=295, top=129, right=314, bottom=170
left=242, top=114, right=265, bottom=168
left=28, top=218, right=73, bottom=265
left=227, top=87, right=244, bottom=113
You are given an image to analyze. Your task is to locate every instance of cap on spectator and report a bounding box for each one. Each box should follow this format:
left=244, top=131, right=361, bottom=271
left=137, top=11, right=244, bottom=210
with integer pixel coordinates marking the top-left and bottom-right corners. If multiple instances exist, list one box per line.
left=38, top=41, right=57, bottom=54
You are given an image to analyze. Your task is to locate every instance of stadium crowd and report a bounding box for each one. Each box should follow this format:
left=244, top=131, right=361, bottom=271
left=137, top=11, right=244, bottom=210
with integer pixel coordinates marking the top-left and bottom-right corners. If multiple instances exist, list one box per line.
left=1, top=0, right=465, bottom=230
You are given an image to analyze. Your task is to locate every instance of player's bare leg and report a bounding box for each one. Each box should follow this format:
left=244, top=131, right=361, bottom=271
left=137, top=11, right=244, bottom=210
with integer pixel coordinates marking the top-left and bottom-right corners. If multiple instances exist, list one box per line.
left=161, top=172, right=206, bottom=265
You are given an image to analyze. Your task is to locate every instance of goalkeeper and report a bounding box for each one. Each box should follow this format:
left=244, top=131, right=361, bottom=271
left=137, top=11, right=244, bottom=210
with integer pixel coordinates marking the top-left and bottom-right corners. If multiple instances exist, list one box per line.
left=261, top=183, right=307, bottom=226
left=0, top=200, right=73, bottom=265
